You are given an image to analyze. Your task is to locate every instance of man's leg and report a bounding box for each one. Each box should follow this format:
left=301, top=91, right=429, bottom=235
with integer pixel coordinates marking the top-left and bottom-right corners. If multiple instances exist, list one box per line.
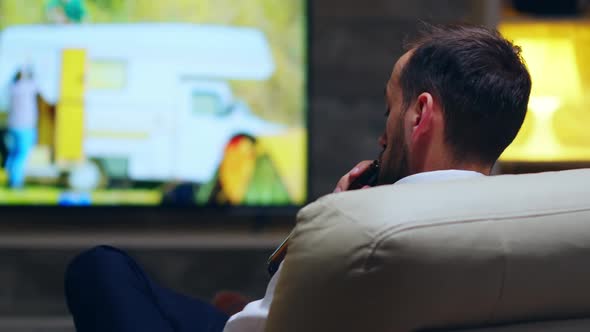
left=7, top=128, right=35, bottom=188
left=65, top=246, right=229, bottom=332
left=5, top=129, right=22, bottom=188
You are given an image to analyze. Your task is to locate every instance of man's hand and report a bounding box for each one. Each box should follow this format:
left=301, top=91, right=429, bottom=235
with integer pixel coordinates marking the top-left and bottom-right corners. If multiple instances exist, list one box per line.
left=333, top=160, right=375, bottom=193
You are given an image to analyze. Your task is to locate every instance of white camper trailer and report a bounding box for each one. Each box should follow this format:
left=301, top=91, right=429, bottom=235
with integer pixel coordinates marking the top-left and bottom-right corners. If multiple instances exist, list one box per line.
left=0, top=24, right=281, bottom=186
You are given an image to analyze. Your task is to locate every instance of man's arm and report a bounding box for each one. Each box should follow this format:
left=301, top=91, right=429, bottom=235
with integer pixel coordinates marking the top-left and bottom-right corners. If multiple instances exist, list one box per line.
left=221, top=263, right=283, bottom=332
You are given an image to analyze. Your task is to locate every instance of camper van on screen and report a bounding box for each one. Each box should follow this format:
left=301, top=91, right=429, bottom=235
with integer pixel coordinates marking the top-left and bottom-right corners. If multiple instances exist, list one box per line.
left=0, top=24, right=289, bottom=204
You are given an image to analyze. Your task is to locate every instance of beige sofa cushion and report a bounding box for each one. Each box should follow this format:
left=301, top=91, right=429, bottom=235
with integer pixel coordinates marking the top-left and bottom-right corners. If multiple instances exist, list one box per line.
left=265, top=169, right=590, bottom=332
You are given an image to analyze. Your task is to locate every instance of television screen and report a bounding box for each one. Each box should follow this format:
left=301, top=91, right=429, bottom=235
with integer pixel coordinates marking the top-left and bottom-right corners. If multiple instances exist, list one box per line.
left=0, top=0, right=308, bottom=207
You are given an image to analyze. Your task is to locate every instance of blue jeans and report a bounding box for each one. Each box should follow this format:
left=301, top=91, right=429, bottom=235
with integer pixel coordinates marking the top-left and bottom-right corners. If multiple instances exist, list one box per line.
left=5, top=128, right=36, bottom=188
left=65, top=246, right=229, bottom=332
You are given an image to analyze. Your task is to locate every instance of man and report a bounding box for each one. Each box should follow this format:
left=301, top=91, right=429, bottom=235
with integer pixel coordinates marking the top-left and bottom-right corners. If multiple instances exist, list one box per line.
left=65, top=24, right=531, bottom=332
left=5, top=70, right=41, bottom=189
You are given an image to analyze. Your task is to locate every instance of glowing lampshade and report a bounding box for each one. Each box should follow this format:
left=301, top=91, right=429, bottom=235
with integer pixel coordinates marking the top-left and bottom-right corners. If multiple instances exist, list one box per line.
left=517, top=38, right=582, bottom=100
left=500, top=22, right=590, bottom=162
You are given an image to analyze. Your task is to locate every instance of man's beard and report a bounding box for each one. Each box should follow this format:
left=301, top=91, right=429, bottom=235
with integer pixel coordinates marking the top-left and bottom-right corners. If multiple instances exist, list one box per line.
left=377, top=145, right=409, bottom=185
left=377, top=121, right=410, bottom=185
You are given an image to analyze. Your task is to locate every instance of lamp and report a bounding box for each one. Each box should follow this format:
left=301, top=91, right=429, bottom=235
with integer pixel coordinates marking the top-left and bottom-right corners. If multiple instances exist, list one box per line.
left=500, top=31, right=584, bottom=161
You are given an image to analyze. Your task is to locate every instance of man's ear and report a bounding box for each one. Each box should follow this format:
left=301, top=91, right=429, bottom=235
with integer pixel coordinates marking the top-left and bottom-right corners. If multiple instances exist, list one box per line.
left=408, top=92, right=437, bottom=143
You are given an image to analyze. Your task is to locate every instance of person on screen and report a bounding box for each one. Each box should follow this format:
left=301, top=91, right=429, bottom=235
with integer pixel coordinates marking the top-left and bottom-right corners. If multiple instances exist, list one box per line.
left=46, top=0, right=87, bottom=24
left=5, top=69, right=42, bottom=189
left=64, top=24, right=531, bottom=332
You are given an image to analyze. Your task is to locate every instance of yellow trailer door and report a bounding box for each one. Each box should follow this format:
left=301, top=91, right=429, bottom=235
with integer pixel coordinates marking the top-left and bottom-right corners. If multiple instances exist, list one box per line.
left=56, top=49, right=86, bottom=165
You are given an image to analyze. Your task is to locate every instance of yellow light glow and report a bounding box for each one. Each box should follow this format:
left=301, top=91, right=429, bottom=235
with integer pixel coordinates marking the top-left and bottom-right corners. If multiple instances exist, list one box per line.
left=516, top=38, right=582, bottom=99
left=499, top=21, right=590, bottom=162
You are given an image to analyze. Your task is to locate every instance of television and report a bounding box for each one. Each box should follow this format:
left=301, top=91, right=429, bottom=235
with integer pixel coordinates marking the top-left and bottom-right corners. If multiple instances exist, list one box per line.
left=0, top=0, right=308, bottom=209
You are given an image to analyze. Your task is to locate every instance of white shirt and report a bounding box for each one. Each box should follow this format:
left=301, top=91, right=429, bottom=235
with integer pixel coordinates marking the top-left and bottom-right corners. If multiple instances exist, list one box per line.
left=222, top=169, right=484, bottom=332
left=9, top=78, right=39, bottom=129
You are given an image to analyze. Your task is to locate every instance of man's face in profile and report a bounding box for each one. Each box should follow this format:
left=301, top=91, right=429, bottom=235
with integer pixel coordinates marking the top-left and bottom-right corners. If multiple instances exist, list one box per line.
left=378, top=51, right=413, bottom=185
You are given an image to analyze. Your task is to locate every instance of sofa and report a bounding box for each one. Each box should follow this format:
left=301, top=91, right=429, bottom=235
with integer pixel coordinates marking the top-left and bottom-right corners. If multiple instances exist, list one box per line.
left=265, top=169, right=590, bottom=332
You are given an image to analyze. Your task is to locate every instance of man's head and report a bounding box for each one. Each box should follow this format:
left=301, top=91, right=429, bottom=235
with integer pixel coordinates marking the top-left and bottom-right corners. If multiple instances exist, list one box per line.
left=378, top=24, right=531, bottom=185
left=13, top=70, right=22, bottom=83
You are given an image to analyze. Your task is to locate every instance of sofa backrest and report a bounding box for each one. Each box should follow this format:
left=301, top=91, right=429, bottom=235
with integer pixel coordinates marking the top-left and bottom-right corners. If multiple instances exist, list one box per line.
left=265, top=169, right=590, bottom=332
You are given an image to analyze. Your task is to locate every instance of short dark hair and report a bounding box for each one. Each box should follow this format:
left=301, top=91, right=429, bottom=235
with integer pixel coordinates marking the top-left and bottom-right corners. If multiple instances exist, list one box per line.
left=399, top=24, right=531, bottom=164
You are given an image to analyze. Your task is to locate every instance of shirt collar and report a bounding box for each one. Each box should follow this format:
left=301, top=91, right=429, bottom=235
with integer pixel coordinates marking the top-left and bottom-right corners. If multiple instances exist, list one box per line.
left=394, top=170, right=485, bottom=185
